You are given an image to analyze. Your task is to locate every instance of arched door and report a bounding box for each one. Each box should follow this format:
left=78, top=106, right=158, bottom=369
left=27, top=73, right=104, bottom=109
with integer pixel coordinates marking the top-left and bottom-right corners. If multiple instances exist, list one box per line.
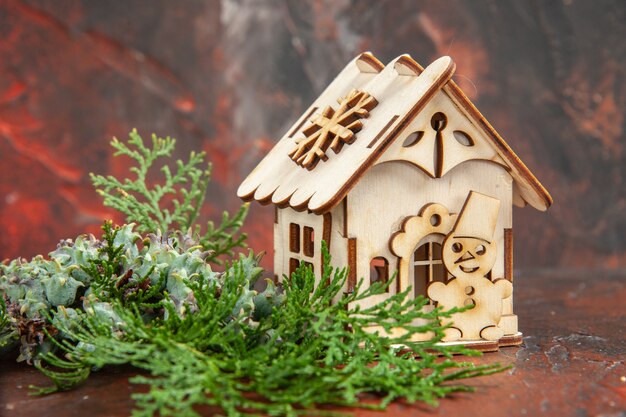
left=410, top=234, right=450, bottom=302
left=389, top=203, right=458, bottom=301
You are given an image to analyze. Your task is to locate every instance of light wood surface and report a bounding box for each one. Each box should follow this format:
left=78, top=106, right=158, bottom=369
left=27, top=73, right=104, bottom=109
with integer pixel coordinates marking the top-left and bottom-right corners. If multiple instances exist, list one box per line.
left=428, top=192, right=513, bottom=341
left=239, top=53, right=557, bottom=345
left=238, top=53, right=551, bottom=213
left=237, top=54, right=456, bottom=213
left=288, top=89, right=378, bottom=169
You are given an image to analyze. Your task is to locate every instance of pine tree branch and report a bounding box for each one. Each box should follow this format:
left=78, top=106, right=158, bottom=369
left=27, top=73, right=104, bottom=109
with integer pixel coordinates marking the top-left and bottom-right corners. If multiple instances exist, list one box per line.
left=29, top=243, right=507, bottom=417
left=90, top=130, right=247, bottom=263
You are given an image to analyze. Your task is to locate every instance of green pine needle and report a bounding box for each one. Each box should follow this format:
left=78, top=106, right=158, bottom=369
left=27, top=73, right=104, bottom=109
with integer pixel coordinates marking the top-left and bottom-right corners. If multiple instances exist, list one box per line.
left=33, top=244, right=507, bottom=417
left=0, top=297, right=18, bottom=351
left=90, top=129, right=248, bottom=265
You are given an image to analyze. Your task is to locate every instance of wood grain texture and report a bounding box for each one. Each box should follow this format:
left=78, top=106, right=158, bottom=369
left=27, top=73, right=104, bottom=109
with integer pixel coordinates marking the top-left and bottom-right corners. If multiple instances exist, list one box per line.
left=428, top=192, right=512, bottom=341
left=237, top=55, right=457, bottom=213
left=0, top=0, right=624, bottom=270
left=347, top=237, right=357, bottom=292
left=505, top=228, right=513, bottom=281
left=274, top=207, right=323, bottom=283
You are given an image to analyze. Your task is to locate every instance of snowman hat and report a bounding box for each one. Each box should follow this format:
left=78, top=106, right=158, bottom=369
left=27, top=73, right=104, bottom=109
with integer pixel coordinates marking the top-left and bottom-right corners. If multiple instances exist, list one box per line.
left=452, top=191, right=501, bottom=243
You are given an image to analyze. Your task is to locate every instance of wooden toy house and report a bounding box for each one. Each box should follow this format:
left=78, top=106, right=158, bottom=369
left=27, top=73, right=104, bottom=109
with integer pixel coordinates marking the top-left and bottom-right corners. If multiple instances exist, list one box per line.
left=238, top=53, right=552, bottom=349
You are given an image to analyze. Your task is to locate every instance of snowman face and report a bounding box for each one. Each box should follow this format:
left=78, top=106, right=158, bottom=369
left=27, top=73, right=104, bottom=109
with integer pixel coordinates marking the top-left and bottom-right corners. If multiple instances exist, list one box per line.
left=442, top=235, right=497, bottom=277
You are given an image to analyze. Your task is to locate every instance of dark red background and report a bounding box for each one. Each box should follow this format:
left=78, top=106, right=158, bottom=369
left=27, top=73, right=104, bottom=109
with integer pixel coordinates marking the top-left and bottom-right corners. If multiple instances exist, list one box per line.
left=1, top=0, right=624, bottom=270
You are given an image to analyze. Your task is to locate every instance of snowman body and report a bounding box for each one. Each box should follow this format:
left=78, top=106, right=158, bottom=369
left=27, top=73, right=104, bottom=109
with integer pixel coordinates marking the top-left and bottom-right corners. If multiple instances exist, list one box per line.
left=428, top=271, right=512, bottom=341
left=426, top=192, right=513, bottom=342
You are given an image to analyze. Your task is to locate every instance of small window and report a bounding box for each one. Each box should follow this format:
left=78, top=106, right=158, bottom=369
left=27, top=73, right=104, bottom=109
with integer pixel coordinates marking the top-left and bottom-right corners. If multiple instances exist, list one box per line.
left=288, top=258, right=314, bottom=278
left=289, top=258, right=299, bottom=277
left=402, top=131, right=424, bottom=148
left=370, top=257, right=389, bottom=292
left=303, top=226, right=314, bottom=257
left=453, top=130, right=474, bottom=147
left=300, top=261, right=315, bottom=293
left=413, top=240, right=449, bottom=302
left=289, top=223, right=300, bottom=253
left=430, top=112, right=447, bottom=131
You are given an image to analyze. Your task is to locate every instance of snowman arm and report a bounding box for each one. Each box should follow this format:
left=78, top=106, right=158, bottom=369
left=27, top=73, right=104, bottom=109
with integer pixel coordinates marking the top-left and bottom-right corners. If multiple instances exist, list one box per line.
left=493, top=278, right=513, bottom=299
left=427, top=281, right=446, bottom=302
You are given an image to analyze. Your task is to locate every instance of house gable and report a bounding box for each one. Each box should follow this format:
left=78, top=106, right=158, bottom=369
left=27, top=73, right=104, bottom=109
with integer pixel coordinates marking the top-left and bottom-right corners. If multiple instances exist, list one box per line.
left=390, top=56, right=552, bottom=211
left=377, top=88, right=507, bottom=177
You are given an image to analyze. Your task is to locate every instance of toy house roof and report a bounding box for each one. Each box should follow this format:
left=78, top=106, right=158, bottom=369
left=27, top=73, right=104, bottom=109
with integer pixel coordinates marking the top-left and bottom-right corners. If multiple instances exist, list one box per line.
left=237, top=53, right=552, bottom=214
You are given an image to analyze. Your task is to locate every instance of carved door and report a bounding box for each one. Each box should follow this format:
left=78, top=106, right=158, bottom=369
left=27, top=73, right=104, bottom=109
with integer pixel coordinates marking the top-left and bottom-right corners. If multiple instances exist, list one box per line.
left=410, top=234, right=449, bottom=302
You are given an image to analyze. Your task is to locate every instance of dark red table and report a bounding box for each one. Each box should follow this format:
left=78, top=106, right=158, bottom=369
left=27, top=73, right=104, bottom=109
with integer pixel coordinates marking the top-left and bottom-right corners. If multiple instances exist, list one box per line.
left=1, top=269, right=624, bottom=417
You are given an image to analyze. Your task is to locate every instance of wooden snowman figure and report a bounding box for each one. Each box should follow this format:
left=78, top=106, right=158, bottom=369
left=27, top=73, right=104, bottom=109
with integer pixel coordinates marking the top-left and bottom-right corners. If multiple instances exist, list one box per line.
left=428, top=191, right=513, bottom=342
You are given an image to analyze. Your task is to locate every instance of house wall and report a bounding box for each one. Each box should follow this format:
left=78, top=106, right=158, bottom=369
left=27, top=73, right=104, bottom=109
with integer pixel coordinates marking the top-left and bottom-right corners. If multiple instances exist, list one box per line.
left=274, top=208, right=324, bottom=283
left=275, top=159, right=518, bottom=336
left=345, top=159, right=516, bottom=331
left=275, top=201, right=351, bottom=303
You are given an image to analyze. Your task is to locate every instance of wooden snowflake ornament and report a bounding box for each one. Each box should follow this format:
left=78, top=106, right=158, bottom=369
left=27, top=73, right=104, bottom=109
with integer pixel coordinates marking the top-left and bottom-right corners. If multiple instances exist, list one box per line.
left=288, top=89, right=378, bottom=169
